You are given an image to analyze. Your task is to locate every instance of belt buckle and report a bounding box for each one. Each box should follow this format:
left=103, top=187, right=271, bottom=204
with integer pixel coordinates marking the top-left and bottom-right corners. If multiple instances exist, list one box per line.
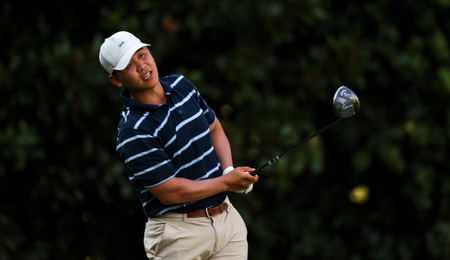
left=205, top=205, right=214, bottom=218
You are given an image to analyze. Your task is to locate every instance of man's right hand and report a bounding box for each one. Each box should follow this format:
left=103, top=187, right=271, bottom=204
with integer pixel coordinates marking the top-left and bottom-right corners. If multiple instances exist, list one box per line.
left=222, top=166, right=258, bottom=194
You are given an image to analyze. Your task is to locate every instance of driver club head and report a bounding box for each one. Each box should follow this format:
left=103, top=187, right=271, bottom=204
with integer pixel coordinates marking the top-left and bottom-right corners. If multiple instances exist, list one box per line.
left=333, top=86, right=360, bottom=118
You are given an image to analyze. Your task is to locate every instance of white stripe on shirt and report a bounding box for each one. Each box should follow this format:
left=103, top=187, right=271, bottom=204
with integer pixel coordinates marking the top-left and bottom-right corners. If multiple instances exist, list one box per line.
left=135, top=159, right=172, bottom=177
left=176, top=109, right=203, bottom=131
left=170, top=75, right=184, bottom=88
left=174, top=146, right=215, bottom=175
left=122, top=108, right=130, bottom=123
left=134, top=111, right=150, bottom=129
left=172, top=129, right=210, bottom=159
left=125, top=148, right=160, bottom=164
left=164, top=108, right=205, bottom=148
left=116, top=134, right=155, bottom=151
left=195, top=163, right=221, bottom=181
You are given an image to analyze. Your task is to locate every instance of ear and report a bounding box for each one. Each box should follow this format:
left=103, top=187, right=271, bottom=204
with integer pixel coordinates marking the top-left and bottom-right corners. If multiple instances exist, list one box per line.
left=108, top=75, right=124, bottom=87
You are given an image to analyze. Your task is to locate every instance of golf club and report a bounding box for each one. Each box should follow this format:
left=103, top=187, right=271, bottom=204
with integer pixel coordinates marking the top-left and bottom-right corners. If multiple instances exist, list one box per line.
left=250, top=86, right=360, bottom=176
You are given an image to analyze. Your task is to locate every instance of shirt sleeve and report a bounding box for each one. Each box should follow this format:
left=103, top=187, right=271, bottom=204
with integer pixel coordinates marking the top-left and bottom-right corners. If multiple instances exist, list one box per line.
left=184, top=78, right=216, bottom=126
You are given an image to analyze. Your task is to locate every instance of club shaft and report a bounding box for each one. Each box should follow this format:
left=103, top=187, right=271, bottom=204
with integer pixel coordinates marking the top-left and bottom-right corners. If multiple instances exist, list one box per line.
left=250, top=117, right=346, bottom=176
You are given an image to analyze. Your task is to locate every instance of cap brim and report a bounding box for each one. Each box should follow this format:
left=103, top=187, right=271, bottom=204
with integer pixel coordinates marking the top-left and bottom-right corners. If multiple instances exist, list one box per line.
left=114, top=43, right=151, bottom=72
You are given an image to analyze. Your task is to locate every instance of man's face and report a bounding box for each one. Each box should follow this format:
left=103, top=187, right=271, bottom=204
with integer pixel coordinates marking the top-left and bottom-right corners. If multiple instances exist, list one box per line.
left=111, top=47, right=159, bottom=91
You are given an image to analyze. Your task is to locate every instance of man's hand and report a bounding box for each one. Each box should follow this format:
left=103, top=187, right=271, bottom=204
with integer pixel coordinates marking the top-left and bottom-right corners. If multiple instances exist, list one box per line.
left=222, top=166, right=256, bottom=194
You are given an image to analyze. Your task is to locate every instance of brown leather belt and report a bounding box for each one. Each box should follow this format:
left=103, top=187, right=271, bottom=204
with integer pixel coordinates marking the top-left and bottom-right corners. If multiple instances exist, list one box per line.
left=187, top=202, right=228, bottom=218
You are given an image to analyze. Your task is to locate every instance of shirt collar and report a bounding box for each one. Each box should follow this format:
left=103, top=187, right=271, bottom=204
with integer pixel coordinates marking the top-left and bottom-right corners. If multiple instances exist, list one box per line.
left=120, top=80, right=172, bottom=112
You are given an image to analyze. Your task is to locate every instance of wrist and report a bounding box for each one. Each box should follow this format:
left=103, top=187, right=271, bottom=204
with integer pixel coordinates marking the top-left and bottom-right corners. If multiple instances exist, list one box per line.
left=222, top=166, right=234, bottom=175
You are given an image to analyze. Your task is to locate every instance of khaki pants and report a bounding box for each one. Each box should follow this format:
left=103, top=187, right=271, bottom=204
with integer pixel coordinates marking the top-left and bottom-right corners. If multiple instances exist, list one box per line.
left=144, top=197, right=248, bottom=260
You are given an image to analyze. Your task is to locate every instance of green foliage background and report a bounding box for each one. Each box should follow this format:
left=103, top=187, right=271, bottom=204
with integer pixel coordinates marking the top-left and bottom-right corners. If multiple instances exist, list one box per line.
left=2, top=0, right=450, bottom=259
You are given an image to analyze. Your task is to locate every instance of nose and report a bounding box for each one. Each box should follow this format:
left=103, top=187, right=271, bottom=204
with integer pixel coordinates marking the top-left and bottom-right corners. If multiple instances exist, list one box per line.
left=136, top=60, right=146, bottom=72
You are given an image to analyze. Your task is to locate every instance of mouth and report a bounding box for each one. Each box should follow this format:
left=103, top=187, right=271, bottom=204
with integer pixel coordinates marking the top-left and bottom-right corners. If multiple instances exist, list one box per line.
left=143, top=71, right=152, bottom=80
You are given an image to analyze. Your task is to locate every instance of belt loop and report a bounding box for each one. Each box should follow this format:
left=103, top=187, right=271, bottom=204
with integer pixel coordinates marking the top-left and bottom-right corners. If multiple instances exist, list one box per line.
left=205, top=205, right=214, bottom=219
left=224, top=196, right=230, bottom=213
left=183, top=213, right=187, bottom=222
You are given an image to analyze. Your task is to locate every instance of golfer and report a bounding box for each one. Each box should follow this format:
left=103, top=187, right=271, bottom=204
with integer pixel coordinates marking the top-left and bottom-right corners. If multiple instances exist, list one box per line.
left=99, top=31, right=258, bottom=259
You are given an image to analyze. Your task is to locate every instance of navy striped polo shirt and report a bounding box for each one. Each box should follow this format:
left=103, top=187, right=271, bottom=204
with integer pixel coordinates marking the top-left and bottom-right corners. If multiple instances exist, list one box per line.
left=116, top=74, right=226, bottom=217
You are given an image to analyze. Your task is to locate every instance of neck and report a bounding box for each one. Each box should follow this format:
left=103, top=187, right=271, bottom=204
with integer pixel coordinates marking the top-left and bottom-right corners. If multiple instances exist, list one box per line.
left=129, top=83, right=166, bottom=105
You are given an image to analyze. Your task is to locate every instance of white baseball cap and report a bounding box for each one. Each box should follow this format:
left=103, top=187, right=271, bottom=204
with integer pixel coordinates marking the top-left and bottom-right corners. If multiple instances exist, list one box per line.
left=99, top=31, right=151, bottom=75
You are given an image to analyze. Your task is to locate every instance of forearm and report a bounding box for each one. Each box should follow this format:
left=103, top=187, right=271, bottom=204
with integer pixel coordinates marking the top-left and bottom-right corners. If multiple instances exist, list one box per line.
left=150, top=177, right=226, bottom=205
left=209, top=118, right=233, bottom=170
left=148, top=167, right=256, bottom=205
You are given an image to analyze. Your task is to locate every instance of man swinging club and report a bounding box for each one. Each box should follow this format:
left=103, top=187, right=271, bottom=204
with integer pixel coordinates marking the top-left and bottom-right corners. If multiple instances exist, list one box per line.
left=99, top=31, right=258, bottom=259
